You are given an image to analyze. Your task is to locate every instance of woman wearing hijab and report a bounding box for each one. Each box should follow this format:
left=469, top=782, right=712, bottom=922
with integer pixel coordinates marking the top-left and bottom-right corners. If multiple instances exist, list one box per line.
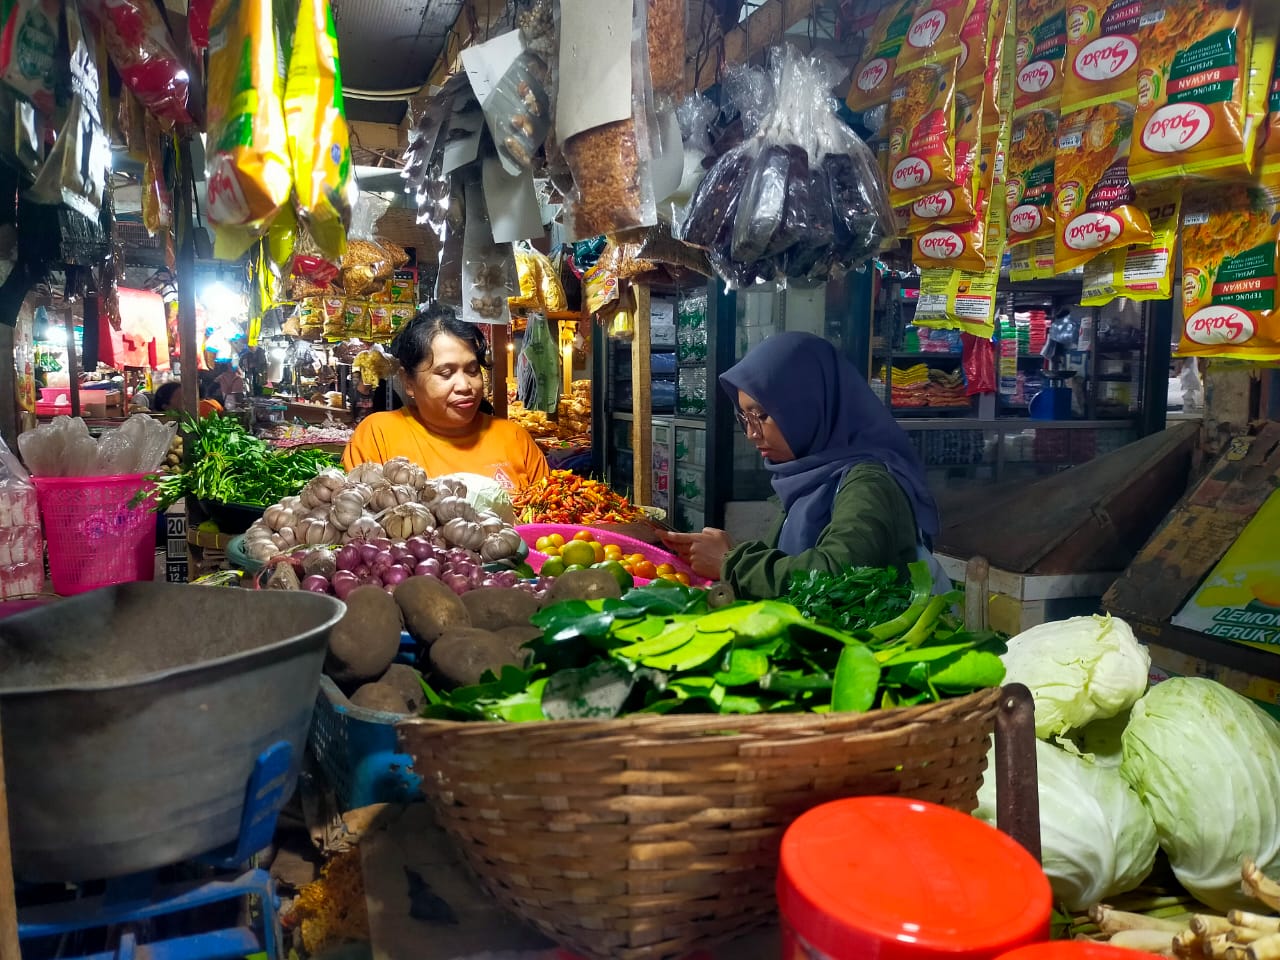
left=662, top=332, right=942, bottom=600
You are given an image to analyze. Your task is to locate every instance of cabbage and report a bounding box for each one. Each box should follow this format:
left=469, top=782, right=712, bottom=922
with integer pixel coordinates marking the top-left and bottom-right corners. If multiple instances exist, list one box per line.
left=1001, top=614, right=1150, bottom=739
left=975, top=739, right=1157, bottom=911
left=1120, top=678, right=1280, bottom=911
left=445, top=473, right=517, bottom=524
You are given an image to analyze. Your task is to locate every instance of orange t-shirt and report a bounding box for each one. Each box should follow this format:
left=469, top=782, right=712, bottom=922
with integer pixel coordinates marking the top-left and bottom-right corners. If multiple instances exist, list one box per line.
left=342, top=409, right=550, bottom=492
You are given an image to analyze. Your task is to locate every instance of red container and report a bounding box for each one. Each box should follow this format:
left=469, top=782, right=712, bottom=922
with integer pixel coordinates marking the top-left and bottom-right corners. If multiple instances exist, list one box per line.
left=778, top=797, right=1052, bottom=960
left=998, top=946, right=1166, bottom=960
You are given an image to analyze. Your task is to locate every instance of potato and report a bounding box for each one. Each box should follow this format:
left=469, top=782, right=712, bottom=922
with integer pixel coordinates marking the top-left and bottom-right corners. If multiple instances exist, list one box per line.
left=349, top=682, right=411, bottom=715
left=379, top=663, right=427, bottom=714
left=326, top=586, right=403, bottom=685
left=394, top=576, right=470, bottom=649
left=494, top=624, right=542, bottom=667
left=429, top=628, right=522, bottom=688
left=461, top=587, right=540, bottom=632
left=545, top=568, right=622, bottom=605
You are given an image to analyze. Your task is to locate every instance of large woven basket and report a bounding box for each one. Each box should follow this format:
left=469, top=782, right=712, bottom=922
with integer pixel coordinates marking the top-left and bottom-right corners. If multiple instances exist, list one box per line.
left=397, top=686, right=1003, bottom=960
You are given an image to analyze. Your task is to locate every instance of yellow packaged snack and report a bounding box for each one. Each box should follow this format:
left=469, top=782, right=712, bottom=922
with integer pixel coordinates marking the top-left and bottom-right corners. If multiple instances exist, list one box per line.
left=1176, top=183, right=1280, bottom=361
left=847, top=0, right=919, bottom=114
left=908, top=89, right=980, bottom=230
left=1008, top=239, right=1053, bottom=281
left=1053, top=103, right=1151, bottom=273
left=1006, top=108, right=1057, bottom=244
left=368, top=304, right=393, bottom=341
left=344, top=300, right=372, bottom=340
left=896, top=0, right=974, bottom=70
left=1080, top=188, right=1180, bottom=306
left=298, top=297, right=325, bottom=341
left=912, top=137, right=998, bottom=271
left=889, top=58, right=960, bottom=206
left=1130, top=0, right=1257, bottom=183
left=389, top=304, right=414, bottom=337
left=1013, top=0, right=1068, bottom=112
left=390, top=271, right=417, bottom=304
left=206, top=0, right=292, bottom=260
left=284, top=0, right=353, bottom=261
left=1060, top=1, right=1142, bottom=113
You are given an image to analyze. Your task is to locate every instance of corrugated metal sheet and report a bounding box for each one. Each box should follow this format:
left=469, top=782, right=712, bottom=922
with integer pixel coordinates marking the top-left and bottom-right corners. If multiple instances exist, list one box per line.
left=334, top=0, right=466, bottom=123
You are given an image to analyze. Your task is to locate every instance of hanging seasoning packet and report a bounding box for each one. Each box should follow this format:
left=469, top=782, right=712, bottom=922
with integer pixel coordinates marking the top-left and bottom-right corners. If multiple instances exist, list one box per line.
left=914, top=186, right=1007, bottom=338
left=1060, top=0, right=1142, bottom=113
left=1176, top=184, right=1280, bottom=361
left=0, top=0, right=56, bottom=114
left=897, top=0, right=974, bottom=69
left=1081, top=187, right=1180, bottom=306
left=846, top=0, right=918, bottom=117
left=1130, top=0, right=1257, bottom=183
left=888, top=57, right=960, bottom=206
left=1006, top=108, right=1057, bottom=244
left=1009, top=237, right=1055, bottom=281
left=1013, top=0, right=1068, bottom=112
left=1052, top=102, right=1150, bottom=273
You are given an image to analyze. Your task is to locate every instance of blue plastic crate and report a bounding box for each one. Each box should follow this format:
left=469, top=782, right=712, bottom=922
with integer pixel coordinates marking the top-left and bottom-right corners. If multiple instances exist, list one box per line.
left=307, top=635, right=423, bottom=810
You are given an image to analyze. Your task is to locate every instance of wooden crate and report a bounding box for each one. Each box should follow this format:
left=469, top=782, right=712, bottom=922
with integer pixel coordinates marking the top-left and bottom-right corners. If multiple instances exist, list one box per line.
left=939, top=554, right=1116, bottom=636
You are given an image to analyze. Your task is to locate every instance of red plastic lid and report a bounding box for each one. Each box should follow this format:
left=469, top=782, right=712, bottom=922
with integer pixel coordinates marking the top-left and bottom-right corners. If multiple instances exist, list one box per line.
left=997, top=945, right=1166, bottom=959
left=778, top=796, right=1052, bottom=960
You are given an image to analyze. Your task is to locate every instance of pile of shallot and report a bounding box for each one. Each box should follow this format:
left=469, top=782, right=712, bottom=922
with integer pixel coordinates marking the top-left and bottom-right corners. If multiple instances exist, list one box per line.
left=242, top=458, right=524, bottom=565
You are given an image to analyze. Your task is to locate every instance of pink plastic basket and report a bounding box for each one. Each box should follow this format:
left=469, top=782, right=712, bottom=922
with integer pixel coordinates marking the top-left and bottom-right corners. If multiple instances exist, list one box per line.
left=33, top=474, right=157, bottom=596
left=515, top=523, right=710, bottom=586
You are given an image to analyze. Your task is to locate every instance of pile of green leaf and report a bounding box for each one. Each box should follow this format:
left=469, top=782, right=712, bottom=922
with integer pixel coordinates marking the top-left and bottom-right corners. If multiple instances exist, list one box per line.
left=150, top=415, right=336, bottom=510
left=421, top=563, right=1007, bottom=722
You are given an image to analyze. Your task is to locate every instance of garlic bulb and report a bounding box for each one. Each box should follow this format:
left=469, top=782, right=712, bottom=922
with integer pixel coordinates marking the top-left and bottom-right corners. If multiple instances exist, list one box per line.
left=369, top=481, right=417, bottom=513
left=479, top=528, right=522, bottom=562
left=346, top=461, right=384, bottom=486
left=441, top=516, right=485, bottom=550
left=246, top=538, right=281, bottom=561
left=343, top=515, right=384, bottom=542
left=297, top=516, right=334, bottom=546
left=435, top=477, right=467, bottom=499
left=329, top=489, right=366, bottom=531
left=302, top=469, right=347, bottom=506
left=384, top=457, right=428, bottom=490
left=380, top=503, right=433, bottom=540
left=434, top=496, right=478, bottom=523
left=478, top=512, right=504, bottom=536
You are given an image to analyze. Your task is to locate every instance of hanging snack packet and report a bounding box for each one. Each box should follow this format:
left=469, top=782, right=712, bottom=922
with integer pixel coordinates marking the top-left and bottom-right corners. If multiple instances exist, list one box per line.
left=846, top=0, right=918, bottom=118
left=897, top=0, right=974, bottom=70
left=1052, top=103, right=1150, bottom=273
left=206, top=0, right=291, bottom=259
left=908, top=86, right=980, bottom=231
left=1130, top=0, right=1258, bottom=183
left=344, top=301, right=372, bottom=341
left=1060, top=0, right=1141, bottom=113
left=284, top=0, right=353, bottom=262
left=1013, top=0, right=1067, bottom=112
left=912, top=135, right=995, bottom=270
left=0, top=0, right=57, bottom=114
left=647, top=0, right=686, bottom=98
left=1176, top=184, right=1280, bottom=361
left=1009, top=237, right=1055, bottom=281
left=888, top=57, right=960, bottom=206
left=1006, top=108, right=1056, bottom=244
left=1081, top=188, right=1180, bottom=306
left=91, top=0, right=192, bottom=125
left=1262, top=54, right=1280, bottom=180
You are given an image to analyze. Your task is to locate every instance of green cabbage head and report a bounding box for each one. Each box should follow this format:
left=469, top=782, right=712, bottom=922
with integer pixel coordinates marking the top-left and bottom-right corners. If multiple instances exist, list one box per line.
left=976, top=738, right=1157, bottom=911
left=1121, top=678, right=1280, bottom=912
left=1001, top=614, right=1150, bottom=739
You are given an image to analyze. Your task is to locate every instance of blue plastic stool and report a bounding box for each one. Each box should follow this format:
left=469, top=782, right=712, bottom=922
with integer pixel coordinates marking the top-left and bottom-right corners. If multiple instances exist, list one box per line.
left=17, top=742, right=294, bottom=960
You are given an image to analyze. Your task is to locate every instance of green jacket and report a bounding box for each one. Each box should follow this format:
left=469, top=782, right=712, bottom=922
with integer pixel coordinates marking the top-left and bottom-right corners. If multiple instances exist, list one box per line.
left=722, top=462, right=920, bottom=600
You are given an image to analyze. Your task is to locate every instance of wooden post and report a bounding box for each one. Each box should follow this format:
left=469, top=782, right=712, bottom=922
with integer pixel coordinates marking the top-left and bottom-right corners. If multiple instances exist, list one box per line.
left=631, top=285, right=652, bottom=505
left=965, top=556, right=990, bottom=632
left=0, top=713, right=21, bottom=960
left=64, top=307, right=81, bottom=419
left=176, top=138, right=201, bottom=420
left=491, top=323, right=509, bottom=418
left=559, top=319, right=573, bottom=400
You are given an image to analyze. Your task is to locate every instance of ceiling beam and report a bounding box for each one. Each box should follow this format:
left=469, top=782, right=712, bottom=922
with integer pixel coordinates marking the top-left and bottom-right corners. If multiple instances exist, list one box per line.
left=689, top=0, right=820, bottom=90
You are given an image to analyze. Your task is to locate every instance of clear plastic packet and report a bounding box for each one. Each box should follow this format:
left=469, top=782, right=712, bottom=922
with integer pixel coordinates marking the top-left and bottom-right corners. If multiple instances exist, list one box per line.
left=436, top=222, right=465, bottom=305
left=88, top=0, right=192, bottom=126
left=0, top=436, right=42, bottom=600
left=562, top=0, right=659, bottom=239
left=646, top=0, right=686, bottom=98
left=722, top=63, right=775, bottom=140
left=462, top=179, right=515, bottom=325
left=666, top=94, right=717, bottom=225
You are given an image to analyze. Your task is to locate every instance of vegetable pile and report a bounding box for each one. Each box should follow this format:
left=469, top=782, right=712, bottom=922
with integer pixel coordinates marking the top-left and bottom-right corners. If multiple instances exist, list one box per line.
left=241, top=462, right=525, bottom=565
left=511, top=470, right=644, bottom=524
left=420, top=562, right=1006, bottom=722
left=153, top=415, right=334, bottom=510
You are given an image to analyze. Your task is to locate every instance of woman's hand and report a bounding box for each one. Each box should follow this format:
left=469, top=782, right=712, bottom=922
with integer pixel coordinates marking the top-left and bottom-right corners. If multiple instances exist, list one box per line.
left=660, top=528, right=733, bottom=581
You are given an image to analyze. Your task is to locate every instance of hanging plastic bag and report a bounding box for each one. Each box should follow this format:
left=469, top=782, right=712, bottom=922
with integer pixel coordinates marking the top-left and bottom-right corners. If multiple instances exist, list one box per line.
left=962, top=332, right=995, bottom=395
left=462, top=179, right=515, bottom=326
left=285, top=0, right=353, bottom=262
left=206, top=0, right=291, bottom=259
left=0, top=0, right=57, bottom=114
left=88, top=0, right=191, bottom=126
left=516, top=312, right=560, bottom=414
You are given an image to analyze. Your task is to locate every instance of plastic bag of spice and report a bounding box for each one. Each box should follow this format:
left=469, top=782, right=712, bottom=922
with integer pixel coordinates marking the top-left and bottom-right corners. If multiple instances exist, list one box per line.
left=462, top=180, right=515, bottom=326
left=646, top=0, right=686, bottom=98
left=89, top=0, right=192, bottom=126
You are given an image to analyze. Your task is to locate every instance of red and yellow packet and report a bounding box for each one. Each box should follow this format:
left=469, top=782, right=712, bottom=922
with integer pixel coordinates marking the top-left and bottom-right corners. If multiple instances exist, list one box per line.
left=896, top=0, right=974, bottom=70
left=1013, top=0, right=1068, bottom=112
left=1081, top=188, right=1180, bottom=306
left=1130, top=0, right=1262, bottom=183
left=1175, top=184, right=1280, bottom=361
left=1060, top=0, right=1142, bottom=113
left=847, top=0, right=919, bottom=114
left=1009, top=238, right=1056, bottom=281
left=1052, top=103, right=1151, bottom=273
left=912, top=137, right=998, bottom=270
left=888, top=57, right=960, bottom=206
left=913, top=188, right=1007, bottom=338
left=1006, top=108, right=1057, bottom=244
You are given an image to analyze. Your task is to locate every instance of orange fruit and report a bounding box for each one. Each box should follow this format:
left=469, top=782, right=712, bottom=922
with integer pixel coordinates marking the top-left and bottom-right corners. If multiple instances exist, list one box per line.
left=675, top=572, right=691, bottom=586
left=549, top=533, right=565, bottom=547
left=656, top=563, right=675, bottom=576
left=573, top=530, right=593, bottom=542
left=604, top=544, right=624, bottom=560
left=543, top=545, right=561, bottom=558
left=626, top=553, right=645, bottom=566
left=634, top=561, right=657, bottom=580
left=534, top=536, right=555, bottom=552
left=591, top=542, right=606, bottom=563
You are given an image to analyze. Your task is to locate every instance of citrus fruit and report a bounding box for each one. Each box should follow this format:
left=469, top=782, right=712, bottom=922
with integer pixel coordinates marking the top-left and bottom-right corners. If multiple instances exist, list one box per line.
left=540, top=556, right=566, bottom=577
left=675, top=572, right=691, bottom=586
left=591, top=541, right=606, bottom=563
left=598, top=560, right=634, bottom=591
left=573, top=529, right=594, bottom=542
left=634, top=560, right=657, bottom=580
left=560, top=540, right=596, bottom=568
left=604, top=544, right=624, bottom=561
left=563, top=563, right=588, bottom=574
left=549, top=533, right=565, bottom=547
left=656, top=562, right=675, bottom=576
left=534, top=535, right=555, bottom=552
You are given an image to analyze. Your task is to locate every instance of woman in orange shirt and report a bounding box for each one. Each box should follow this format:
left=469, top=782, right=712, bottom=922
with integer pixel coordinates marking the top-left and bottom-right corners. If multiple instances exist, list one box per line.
left=342, top=312, right=549, bottom=492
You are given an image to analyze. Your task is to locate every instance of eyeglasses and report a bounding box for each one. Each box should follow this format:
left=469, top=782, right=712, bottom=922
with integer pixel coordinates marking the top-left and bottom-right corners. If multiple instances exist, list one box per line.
left=736, top=408, right=770, bottom=436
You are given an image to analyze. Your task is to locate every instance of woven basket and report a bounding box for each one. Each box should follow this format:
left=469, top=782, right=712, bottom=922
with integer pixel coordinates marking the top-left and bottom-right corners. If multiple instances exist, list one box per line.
left=397, top=686, right=1003, bottom=960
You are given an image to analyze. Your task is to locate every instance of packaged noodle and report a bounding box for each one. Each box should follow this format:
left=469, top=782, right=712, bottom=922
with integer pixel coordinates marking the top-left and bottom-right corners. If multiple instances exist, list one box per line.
left=1009, top=238, right=1055, bottom=281
left=284, top=0, right=353, bottom=262
left=206, top=0, right=291, bottom=259
left=1129, top=0, right=1260, bottom=183
left=896, top=0, right=973, bottom=70
left=888, top=58, right=960, bottom=206
left=1060, top=0, right=1141, bottom=113
left=1052, top=102, right=1151, bottom=273
left=1013, top=0, right=1067, bottom=112
left=912, top=135, right=996, bottom=271
left=389, top=304, right=414, bottom=337
left=846, top=0, right=918, bottom=116
left=1081, top=188, right=1180, bottom=305
left=1006, top=108, right=1057, bottom=244
left=1176, top=184, right=1280, bottom=361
